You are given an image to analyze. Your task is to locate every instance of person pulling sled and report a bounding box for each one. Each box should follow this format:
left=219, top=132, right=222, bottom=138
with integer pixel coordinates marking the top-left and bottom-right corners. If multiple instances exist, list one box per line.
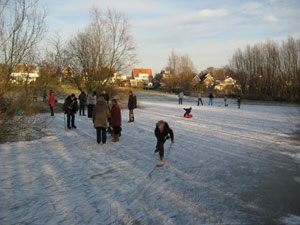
left=154, top=121, right=174, bottom=160
left=183, top=107, right=193, bottom=118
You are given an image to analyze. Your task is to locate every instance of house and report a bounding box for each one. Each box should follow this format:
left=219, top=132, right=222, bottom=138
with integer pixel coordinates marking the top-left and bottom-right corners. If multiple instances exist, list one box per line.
left=11, top=65, right=39, bottom=83
left=214, top=76, right=240, bottom=91
left=192, top=72, right=215, bottom=88
left=161, top=69, right=171, bottom=78
left=132, top=68, right=153, bottom=83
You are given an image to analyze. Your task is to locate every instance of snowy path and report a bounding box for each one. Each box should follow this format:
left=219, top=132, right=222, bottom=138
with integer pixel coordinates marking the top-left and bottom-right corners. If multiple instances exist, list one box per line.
left=1, top=92, right=300, bottom=225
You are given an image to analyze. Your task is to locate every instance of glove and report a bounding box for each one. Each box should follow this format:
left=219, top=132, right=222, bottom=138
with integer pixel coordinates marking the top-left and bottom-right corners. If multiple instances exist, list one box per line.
left=172, top=139, right=175, bottom=143
left=164, top=136, right=170, bottom=141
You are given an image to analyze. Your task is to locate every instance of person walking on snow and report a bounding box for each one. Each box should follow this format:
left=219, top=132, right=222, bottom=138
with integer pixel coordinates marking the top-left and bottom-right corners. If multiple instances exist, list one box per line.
left=128, top=91, right=137, bottom=123
left=208, top=93, right=214, bottom=106
left=224, top=95, right=228, bottom=107
left=237, top=95, right=241, bottom=109
left=79, top=91, right=87, bottom=116
left=64, top=94, right=78, bottom=129
left=93, top=96, right=110, bottom=145
left=197, top=92, right=203, bottom=106
left=178, top=91, right=184, bottom=105
left=110, top=99, right=122, bottom=142
left=155, top=121, right=174, bottom=160
left=48, top=90, right=55, bottom=116
left=87, top=91, right=97, bottom=118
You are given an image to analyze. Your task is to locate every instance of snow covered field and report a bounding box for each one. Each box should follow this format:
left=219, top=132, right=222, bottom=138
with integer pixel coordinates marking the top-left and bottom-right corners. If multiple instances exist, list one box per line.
left=1, top=92, right=300, bottom=225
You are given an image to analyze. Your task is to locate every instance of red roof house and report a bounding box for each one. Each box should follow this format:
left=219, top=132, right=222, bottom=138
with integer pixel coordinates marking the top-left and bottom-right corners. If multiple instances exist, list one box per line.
left=132, top=68, right=153, bottom=81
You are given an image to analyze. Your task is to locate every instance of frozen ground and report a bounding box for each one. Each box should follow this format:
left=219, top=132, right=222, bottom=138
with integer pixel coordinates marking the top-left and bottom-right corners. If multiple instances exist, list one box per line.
left=0, top=92, right=300, bottom=225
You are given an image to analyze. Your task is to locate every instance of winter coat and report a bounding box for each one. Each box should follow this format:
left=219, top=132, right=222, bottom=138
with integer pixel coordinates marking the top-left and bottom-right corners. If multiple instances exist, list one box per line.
left=198, top=93, right=202, bottom=98
left=64, top=96, right=78, bottom=113
left=79, top=92, right=87, bottom=105
left=208, top=94, right=214, bottom=99
left=110, top=103, right=121, bottom=127
left=128, top=95, right=137, bottom=110
left=237, top=96, right=241, bottom=103
left=184, top=108, right=192, bottom=114
left=87, top=93, right=96, bottom=105
left=48, top=92, right=55, bottom=107
left=155, top=122, right=174, bottom=142
left=93, top=97, right=111, bottom=128
left=100, top=93, right=109, bottom=103
left=178, top=92, right=184, bottom=98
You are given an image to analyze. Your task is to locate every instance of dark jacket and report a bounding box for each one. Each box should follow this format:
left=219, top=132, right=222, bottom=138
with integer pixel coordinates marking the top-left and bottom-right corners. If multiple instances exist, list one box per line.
left=93, top=97, right=111, bottom=128
left=237, top=96, right=241, bottom=103
left=100, top=93, right=109, bottom=103
left=184, top=108, right=191, bottom=114
left=64, top=96, right=78, bottom=113
left=208, top=94, right=214, bottom=99
left=128, top=95, right=137, bottom=110
left=79, top=92, right=87, bottom=105
left=111, top=103, right=121, bottom=127
left=155, top=122, right=174, bottom=142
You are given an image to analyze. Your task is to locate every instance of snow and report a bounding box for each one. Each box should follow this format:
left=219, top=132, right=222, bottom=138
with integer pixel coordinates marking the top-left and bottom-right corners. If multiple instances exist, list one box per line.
left=1, top=92, right=300, bottom=225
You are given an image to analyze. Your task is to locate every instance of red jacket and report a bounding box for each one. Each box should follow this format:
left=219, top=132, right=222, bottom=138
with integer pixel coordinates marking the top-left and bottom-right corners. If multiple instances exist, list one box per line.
left=48, top=92, right=55, bottom=107
left=110, top=103, right=121, bottom=127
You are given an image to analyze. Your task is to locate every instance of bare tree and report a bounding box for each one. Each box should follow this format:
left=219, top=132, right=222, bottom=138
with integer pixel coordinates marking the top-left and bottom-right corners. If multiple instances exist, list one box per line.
left=68, top=7, right=137, bottom=92
left=0, top=0, right=46, bottom=95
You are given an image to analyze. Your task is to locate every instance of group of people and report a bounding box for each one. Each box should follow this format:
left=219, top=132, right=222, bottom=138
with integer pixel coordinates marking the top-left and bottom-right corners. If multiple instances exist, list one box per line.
left=178, top=92, right=242, bottom=108
left=60, top=90, right=138, bottom=145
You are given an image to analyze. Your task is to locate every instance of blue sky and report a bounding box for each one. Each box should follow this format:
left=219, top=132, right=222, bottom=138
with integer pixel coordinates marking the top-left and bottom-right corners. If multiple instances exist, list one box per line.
left=41, top=0, right=300, bottom=74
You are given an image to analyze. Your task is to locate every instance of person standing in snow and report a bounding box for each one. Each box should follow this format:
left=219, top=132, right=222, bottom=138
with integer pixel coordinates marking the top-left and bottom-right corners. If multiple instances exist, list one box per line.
left=224, top=95, right=228, bottom=107
left=155, top=120, right=174, bottom=160
left=197, top=92, right=203, bottom=106
left=64, top=94, right=78, bottom=129
left=79, top=91, right=87, bottom=116
left=48, top=90, right=55, bottom=116
left=128, top=91, right=137, bottom=123
left=208, top=93, right=214, bottom=106
left=110, top=99, right=122, bottom=142
left=87, top=91, right=97, bottom=118
left=237, top=95, right=241, bottom=109
left=178, top=91, right=184, bottom=105
left=100, top=90, right=109, bottom=105
left=93, top=96, right=110, bottom=145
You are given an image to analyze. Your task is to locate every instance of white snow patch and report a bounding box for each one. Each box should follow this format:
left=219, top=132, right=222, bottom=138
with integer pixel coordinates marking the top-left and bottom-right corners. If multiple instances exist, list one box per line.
left=281, top=215, right=300, bottom=225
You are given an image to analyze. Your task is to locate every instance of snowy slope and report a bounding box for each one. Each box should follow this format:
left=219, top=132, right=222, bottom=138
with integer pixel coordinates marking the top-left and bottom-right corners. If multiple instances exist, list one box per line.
left=0, top=92, right=300, bottom=225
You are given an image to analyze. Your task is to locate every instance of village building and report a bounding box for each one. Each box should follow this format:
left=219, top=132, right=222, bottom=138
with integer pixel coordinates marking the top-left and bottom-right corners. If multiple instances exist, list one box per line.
left=132, top=68, right=153, bottom=82
left=192, top=72, right=215, bottom=88
left=11, top=65, right=39, bottom=83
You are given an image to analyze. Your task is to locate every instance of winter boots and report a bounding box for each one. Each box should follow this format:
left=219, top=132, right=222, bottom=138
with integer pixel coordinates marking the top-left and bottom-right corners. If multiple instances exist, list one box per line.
left=112, top=134, right=120, bottom=142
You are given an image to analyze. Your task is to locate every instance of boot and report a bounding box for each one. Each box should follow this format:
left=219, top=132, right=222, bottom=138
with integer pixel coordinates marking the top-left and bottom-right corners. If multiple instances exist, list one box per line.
left=112, top=134, right=120, bottom=142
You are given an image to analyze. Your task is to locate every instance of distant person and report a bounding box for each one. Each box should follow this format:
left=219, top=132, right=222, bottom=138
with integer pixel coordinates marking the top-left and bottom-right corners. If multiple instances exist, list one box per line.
left=197, top=92, right=203, bottom=106
left=93, top=96, right=110, bottom=145
left=128, top=91, right=137, bottom=123
left=178, top=91, right=184, bottom=105
left=48, top=90, right=55, bottom=116
left=43, top=90, right=47, bottom=102
left=110, top=99, right=122, bottom=142
left=79, top=91, right=87, bottom=116
left=100, top=90, right=110, bottom=104
left=64, top=94, right=78, bottom=129
left=87, top=91, right=97, bottom=118
left=224, top=95, right=228, bottom=107
left=208, top=93, right=214, bottom=106
left=154, top=120, right=174, bottom=160
left=237, top=95, right=241, bottom=109
left=32, top=90, right=38, bottom=102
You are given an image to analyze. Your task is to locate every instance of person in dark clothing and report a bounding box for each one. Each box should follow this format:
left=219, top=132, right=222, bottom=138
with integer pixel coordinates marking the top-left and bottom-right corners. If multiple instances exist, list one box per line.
left=79, top=91, right=87, bottom=116
left=237, top=95, right=241, bottom=109
left=110, top=99, right=122, bottom=142
left=64, top=94, right=78, bottom=129
left=208, top=93, right=214, bottom=106
left=100, top=90, right=110, bottom=104
left=183, top=107, right=192, bottom=117
left=155, top=121, right=174, bottom=160
left=128, top=91, right=137, bottom=123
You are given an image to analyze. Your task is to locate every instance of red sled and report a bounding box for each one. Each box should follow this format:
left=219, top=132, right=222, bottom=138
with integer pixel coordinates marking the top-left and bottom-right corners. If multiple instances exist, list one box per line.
left=184, top=115, right=193, bottom=118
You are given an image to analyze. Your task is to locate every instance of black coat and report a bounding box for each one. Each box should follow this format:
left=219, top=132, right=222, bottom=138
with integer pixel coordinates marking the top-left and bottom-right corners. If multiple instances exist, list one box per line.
left=79, top=92, right=87, bottom=105
left=100, top=93, right=109, bottom=103
left=128, top=95, right=137, bottom=110
left=155, top=122, right=174, bottom=142
left=64, top=96, right=78, bottom=113
left=184, top=108, right=191, bottom=114
left=208, top=94, right=214, bottom=99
